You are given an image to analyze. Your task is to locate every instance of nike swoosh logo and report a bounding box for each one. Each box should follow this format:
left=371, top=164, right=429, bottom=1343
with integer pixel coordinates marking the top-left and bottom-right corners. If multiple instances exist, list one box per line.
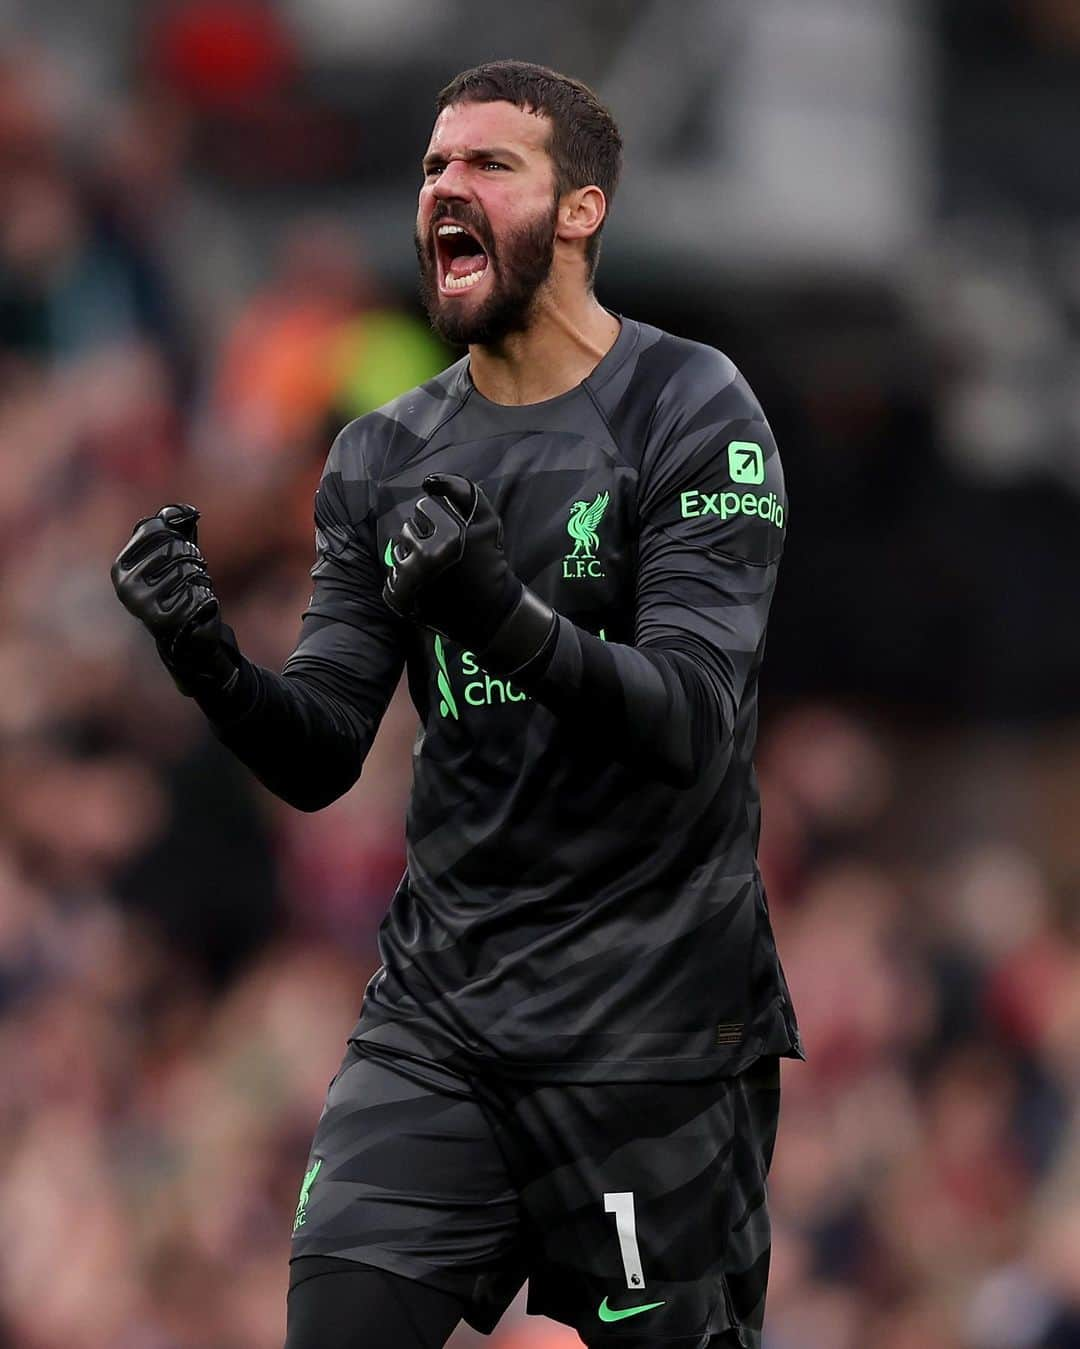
left=597, top=1296, right=667, bottom=1322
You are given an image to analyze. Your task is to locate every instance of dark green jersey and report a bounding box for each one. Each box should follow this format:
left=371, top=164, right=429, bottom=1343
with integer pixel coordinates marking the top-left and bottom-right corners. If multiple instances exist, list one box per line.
left=206, top=317, right=803, bottom=1082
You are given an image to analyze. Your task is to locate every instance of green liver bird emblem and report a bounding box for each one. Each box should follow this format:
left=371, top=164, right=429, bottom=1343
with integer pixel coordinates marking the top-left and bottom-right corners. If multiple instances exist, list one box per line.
left=293, top=1157, right=322, bottom=1232
left=566, top=491, right=609, bottom=560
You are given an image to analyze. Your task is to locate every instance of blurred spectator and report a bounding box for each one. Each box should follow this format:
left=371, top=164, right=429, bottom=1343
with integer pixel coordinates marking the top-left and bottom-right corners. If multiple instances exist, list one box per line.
left=199, top=216, right=445, bottom=467
left=204, top=218, right=363, bottom=461
left=145, top=0, right=298, bottom=112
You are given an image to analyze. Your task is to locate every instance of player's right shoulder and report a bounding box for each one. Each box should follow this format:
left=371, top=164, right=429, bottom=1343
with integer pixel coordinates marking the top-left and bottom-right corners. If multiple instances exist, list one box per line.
left=328, top=356, right=471, bottom=482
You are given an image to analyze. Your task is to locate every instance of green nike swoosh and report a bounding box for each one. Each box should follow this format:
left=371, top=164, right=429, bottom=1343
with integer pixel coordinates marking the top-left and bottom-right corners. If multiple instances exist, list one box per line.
left=597, top=1296, right=666, bottom=1322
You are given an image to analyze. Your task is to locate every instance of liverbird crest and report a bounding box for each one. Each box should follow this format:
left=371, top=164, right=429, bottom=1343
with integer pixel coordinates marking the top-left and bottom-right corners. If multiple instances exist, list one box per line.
left=566, top=491, right=610, bottom=560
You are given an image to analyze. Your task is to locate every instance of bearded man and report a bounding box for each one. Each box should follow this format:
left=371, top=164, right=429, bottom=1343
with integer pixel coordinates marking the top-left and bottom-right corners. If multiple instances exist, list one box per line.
left=112, top=60, right=803, bottom=1349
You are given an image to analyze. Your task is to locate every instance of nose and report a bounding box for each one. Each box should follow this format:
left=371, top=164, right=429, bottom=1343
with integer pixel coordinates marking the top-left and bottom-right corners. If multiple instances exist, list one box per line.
left=431, top=159, right=473, bottom=202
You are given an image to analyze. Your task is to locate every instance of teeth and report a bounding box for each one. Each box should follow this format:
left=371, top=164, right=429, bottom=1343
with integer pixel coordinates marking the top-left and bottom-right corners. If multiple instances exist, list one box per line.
left=444, top=264, right=488, bottom=290
left=436, top=222, right=487, bottom=290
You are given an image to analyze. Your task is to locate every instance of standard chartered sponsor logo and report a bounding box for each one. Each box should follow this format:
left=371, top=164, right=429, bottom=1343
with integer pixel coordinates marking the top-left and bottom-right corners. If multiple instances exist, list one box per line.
left=437, top=631, right=607, bottom=716
left=433, top=634, right=460, bottom=720
left=460, top=648, right=529, bottom=707
left=680, top=487, right=785, bottom=529
left=376, top=537, right=602, bottom=718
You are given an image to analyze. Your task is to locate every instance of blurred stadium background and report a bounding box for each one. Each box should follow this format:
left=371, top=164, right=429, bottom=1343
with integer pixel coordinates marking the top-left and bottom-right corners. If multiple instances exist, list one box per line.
left=1, top=1, right=1079, bottom=1346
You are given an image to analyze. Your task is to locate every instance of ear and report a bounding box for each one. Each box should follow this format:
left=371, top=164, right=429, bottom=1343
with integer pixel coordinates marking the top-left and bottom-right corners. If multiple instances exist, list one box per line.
left=556, top=185, right=607, bottom=245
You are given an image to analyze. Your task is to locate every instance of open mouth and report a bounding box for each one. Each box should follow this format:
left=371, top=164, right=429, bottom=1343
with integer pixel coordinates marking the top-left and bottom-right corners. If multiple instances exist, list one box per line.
left=434, top=222, right=490, bottom=294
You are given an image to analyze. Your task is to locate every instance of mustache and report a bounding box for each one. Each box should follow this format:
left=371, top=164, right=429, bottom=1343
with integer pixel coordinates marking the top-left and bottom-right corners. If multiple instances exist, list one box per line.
left=429, top=205, right=495, bottom=257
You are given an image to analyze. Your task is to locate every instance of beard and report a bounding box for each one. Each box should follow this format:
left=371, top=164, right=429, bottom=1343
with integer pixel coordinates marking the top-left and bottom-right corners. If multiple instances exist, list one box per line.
left=415, top=198, right=558, bottom=347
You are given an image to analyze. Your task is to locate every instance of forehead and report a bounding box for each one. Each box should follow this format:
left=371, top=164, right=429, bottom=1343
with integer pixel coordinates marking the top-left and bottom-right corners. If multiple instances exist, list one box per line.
left=426, top=99, right=552, bottom=160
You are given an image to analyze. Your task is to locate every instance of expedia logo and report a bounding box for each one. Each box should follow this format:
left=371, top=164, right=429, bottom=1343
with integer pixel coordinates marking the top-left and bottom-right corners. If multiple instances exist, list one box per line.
left=679, top=488, right=785, bottom=530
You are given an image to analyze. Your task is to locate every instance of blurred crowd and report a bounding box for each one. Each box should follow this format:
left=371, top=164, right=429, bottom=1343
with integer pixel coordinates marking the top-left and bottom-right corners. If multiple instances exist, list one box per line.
left=1, top=12, right=1079, bottom=1349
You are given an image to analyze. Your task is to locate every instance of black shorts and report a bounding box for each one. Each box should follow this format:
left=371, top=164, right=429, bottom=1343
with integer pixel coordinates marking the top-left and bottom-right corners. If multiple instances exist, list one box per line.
left=289, top=1041, right=782, bottom=1346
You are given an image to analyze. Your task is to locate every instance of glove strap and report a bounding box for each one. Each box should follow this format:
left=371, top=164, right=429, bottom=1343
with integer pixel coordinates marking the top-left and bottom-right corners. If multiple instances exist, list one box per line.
left=158, top=619, right=245, bottom=700
left=190, top=656, right=259, bottom=724
left=478, top=587, right=557, bottom=678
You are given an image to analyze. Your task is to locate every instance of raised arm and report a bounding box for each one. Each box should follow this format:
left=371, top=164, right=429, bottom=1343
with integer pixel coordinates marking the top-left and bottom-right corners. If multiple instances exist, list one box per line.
left=112, top=429, right=406, bottom=811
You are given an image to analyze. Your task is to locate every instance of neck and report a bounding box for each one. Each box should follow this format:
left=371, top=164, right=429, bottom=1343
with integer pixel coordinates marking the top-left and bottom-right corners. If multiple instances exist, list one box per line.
left=467, top=285, right=621, bottom=406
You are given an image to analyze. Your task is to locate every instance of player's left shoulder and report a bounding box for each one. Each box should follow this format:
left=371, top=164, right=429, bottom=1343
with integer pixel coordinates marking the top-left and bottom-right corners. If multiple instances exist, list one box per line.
left=638, top=331, right=785, bottom=564
left=642, top=329, right=767, bottom=441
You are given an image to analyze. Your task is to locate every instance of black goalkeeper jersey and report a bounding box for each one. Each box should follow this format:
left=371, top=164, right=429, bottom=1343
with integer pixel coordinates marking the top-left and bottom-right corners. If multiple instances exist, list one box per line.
left=206, top=316, right=804, bottom=1082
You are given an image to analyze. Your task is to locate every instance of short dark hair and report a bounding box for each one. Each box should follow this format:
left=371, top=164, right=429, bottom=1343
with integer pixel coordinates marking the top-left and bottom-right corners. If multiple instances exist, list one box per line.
left=436, top=60, right=622, bottom=283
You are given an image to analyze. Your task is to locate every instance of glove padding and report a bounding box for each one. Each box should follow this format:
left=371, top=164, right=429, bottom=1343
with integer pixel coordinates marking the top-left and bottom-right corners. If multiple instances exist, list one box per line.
left=384, top=474, right=520, bottom=648
left=111, top=504, right=240, bottom=696
left=383, top=474, right=555, bottom=674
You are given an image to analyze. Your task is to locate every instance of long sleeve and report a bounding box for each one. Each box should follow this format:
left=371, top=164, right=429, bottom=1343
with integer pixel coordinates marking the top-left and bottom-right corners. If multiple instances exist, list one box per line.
left=517, top=362, right=785, bottom=789
left=195, top=429, right=406, bottom=811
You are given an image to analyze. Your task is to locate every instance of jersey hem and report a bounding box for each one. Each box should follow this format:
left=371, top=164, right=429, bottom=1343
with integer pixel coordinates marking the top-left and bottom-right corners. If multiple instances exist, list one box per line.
left=349, top=998, right=804, bottom=1084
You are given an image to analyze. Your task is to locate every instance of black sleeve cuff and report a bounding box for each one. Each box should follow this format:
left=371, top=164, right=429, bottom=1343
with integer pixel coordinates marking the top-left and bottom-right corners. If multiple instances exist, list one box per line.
left=191, top=656, right=260, bottom=724
left=477, top=586, right=557, bottom=678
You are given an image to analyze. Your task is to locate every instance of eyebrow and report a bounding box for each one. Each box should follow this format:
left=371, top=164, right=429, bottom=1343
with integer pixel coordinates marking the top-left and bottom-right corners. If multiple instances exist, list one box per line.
left=422, top=146, right=525, bottom=171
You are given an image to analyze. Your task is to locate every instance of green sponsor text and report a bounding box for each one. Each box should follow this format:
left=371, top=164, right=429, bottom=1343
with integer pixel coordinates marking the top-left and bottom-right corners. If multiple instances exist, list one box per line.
left=680, top=488, right=784, bottom=529
left=438, top=631, right=606, bottom=717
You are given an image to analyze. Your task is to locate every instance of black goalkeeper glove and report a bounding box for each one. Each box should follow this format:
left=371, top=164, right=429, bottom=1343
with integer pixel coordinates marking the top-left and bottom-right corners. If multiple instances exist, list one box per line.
left=383, top=473, right=555, bottom=675
left=110, top=503, right=242, bottom=699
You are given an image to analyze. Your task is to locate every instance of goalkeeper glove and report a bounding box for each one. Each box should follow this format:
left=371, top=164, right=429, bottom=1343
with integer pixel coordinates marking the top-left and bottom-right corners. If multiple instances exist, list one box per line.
left=383, top=473, right=555, bottom=675
left=110, top=504, right=242, bottom=699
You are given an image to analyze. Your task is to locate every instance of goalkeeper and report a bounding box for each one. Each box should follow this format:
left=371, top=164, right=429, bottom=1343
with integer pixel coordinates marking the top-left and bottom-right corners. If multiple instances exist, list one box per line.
left=113, top=59, right=803, bottom=1349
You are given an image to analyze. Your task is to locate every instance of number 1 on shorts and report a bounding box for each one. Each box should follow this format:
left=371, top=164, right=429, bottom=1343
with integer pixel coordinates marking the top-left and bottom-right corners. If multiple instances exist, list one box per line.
left=603, top=1191, right=647, bottom=1289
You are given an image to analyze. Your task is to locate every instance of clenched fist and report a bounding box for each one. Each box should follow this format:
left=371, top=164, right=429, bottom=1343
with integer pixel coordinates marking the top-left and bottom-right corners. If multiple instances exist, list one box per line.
left=111, top=504, right=241, bottom=697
